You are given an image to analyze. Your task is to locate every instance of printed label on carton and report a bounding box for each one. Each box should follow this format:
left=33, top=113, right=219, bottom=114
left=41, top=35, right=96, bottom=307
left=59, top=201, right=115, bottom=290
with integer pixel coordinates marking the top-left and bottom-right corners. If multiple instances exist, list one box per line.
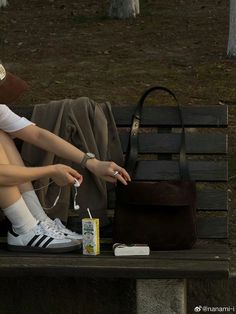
left=82, top=218, right=100, bottom=255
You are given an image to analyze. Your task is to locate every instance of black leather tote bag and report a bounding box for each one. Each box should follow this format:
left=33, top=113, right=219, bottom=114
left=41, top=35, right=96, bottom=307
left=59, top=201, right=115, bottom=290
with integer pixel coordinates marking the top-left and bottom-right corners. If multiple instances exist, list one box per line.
left=113, top=86, right=197, bottom=250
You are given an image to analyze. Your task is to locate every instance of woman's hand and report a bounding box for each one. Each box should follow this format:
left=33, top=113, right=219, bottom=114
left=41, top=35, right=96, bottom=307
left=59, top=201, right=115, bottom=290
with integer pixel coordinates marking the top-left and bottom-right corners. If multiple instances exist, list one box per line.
left=51, top=164, right=83, bottom=186
left=86, top=159, right=131, bottom=185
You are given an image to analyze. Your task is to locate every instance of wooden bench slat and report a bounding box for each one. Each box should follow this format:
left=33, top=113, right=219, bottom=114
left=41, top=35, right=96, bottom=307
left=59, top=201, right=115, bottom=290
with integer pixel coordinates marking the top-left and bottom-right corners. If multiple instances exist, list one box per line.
left=0, top=242, right=229, bottom=258
left=0, top=254, right=229, bottom=279
left=10, top=105, right=228, bottom=127
left=108, top=189, right=228, bottom=211
left=119, top=133, right=227, bottom=154
left=112, top=105, right=228, bottom=127
left=197, top=190, right=228, bottom=211
left=134, top=160, right=228, bottom=181
left=104, top=210, right=228, bottom=238
left=197, top=217, right=228, bottom=239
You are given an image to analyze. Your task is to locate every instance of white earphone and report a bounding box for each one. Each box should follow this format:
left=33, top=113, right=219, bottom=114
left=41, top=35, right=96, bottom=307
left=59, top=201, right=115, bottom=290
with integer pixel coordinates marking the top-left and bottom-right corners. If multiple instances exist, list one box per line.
left=42, top=186, right=62, bottom=210
left=34, top=179, right=81, bottom=211
left=74, top=179, right=80, bottom=187
left=73, top=179, right=80, bottom=210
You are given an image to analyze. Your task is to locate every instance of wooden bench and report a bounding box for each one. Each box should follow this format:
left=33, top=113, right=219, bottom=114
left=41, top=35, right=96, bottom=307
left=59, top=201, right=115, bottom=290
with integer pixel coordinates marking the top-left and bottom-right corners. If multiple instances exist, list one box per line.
left=0, top=102, right=230, bottom=314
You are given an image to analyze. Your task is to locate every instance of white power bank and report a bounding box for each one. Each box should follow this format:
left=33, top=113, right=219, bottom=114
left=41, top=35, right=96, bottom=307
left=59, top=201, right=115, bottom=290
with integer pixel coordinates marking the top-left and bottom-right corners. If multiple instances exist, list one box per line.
left=113, top=243, right=150, bottom=256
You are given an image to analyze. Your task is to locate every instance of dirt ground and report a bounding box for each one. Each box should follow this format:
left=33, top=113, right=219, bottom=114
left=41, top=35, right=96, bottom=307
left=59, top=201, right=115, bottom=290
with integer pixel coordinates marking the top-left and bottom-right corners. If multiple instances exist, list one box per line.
left=1, top=0, right=233, bottom=105
left=1, top=0, right=236, bottom=271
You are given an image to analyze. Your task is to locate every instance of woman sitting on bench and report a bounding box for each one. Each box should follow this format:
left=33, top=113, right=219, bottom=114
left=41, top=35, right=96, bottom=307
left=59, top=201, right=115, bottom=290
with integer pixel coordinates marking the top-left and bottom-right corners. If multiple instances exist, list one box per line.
left=0, top=64, right=130, bottom=253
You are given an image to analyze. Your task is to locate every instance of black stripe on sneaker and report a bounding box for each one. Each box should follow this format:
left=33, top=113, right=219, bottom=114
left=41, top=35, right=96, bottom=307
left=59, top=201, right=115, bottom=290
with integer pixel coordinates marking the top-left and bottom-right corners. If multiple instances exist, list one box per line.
left=9, top=227, right=19, bottom=237
left=27, top=235, right=40, bottom=246
left=34, top=235, right=48, bottom=247
left=42, top=237, right=54, bottom=248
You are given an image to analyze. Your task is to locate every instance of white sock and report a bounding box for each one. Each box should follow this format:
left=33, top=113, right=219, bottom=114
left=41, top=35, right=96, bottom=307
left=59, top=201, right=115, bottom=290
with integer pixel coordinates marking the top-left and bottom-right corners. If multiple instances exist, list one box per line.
left=22, top=190, right=48, bottom=222
left=2, top=197, right=37, bottom=234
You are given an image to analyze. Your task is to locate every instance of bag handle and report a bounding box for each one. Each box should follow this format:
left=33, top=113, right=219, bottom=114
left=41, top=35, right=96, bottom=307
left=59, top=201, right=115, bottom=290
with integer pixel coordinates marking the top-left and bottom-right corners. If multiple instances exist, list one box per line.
left=125, top=86, right=190, bottom=180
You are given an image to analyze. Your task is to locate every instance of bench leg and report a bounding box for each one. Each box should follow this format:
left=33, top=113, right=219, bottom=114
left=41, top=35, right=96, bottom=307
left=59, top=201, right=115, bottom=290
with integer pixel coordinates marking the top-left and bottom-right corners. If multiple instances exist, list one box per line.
left=136, top=279, right=187, bottom=314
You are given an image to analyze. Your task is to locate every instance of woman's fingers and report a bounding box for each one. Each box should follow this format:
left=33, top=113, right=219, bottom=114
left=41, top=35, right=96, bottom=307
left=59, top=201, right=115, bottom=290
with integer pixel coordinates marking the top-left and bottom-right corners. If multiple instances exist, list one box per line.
left=53, top=164, right=83, bottom=186
left=69, top=169, right=83, bottom=185
left=115, top=173, right=128, bottom=185
left=118, top=168, right=131, bottom=182
left=107, top=168, right=130, bottom=185
left=110, top=166, right=131, bottom=183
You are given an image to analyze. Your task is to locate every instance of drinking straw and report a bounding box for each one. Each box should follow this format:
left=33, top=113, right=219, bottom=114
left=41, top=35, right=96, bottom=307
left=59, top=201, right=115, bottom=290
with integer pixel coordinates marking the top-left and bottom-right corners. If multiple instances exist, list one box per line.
left=87, top=208, right=93, bottom=219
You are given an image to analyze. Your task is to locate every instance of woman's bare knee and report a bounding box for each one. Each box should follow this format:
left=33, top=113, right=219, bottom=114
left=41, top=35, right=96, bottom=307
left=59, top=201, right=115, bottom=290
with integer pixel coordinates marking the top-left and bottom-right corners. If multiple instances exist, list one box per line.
left=0, top=130, right=23, bottom=163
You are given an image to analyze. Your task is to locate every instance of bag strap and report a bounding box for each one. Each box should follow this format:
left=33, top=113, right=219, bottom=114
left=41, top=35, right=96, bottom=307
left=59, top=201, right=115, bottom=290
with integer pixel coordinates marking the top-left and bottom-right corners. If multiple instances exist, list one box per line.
left=125, top=86, right=190, bottom=180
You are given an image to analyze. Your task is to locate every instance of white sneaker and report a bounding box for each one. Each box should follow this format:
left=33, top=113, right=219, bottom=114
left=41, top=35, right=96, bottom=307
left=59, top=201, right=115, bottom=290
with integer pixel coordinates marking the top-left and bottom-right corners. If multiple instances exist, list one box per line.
left=7, top=221, right=81, bottom=253
left=46, top=218, right=83, bottom=241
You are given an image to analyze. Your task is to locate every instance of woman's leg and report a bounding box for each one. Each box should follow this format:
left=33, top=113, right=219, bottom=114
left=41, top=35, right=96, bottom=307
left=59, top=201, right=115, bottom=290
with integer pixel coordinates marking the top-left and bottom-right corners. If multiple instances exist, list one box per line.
left=0, top=141, right=37, bottom=233
left=0, top=130, right=48, bottom=221
left=0, top=131, right=82, bottom=239
left=0, top=139, right=23, bottom=208
left=0, top=130, right=33, bottom=194
left=0, top=133, right=79, bottom=251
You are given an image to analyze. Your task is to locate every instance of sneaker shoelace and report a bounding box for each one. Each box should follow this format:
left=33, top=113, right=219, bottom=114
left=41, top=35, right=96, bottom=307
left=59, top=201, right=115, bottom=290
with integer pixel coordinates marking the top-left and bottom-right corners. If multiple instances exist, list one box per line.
left=39, top=220, right=65, bottom=239
left=54, top=218, right=79, bottom=236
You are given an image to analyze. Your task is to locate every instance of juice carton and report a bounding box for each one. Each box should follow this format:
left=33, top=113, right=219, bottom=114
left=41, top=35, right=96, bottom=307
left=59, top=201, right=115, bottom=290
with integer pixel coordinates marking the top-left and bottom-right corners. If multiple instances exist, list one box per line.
left=82, top=218, right=100, bottom=255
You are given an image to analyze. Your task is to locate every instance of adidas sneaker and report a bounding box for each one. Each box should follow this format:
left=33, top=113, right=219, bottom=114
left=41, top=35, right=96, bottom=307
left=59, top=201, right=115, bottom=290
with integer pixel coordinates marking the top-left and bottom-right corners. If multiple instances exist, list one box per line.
left=7, top=221, right=81, bottom=253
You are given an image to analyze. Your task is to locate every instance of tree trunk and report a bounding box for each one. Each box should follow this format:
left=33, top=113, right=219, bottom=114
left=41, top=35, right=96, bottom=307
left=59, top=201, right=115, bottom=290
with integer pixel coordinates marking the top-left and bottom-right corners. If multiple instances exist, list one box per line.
left=109, top=0, right=140, bottom=19
left=227, top=0, right=236, bottom=57
left=0, top=0, right=8, bottom=8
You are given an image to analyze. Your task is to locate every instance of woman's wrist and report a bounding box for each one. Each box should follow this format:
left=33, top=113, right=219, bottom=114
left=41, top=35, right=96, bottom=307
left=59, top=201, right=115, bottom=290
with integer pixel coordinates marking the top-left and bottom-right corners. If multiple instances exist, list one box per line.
left=46, top=164, right=57, bottom=177
left=85, top=158, right=100, bottom=172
